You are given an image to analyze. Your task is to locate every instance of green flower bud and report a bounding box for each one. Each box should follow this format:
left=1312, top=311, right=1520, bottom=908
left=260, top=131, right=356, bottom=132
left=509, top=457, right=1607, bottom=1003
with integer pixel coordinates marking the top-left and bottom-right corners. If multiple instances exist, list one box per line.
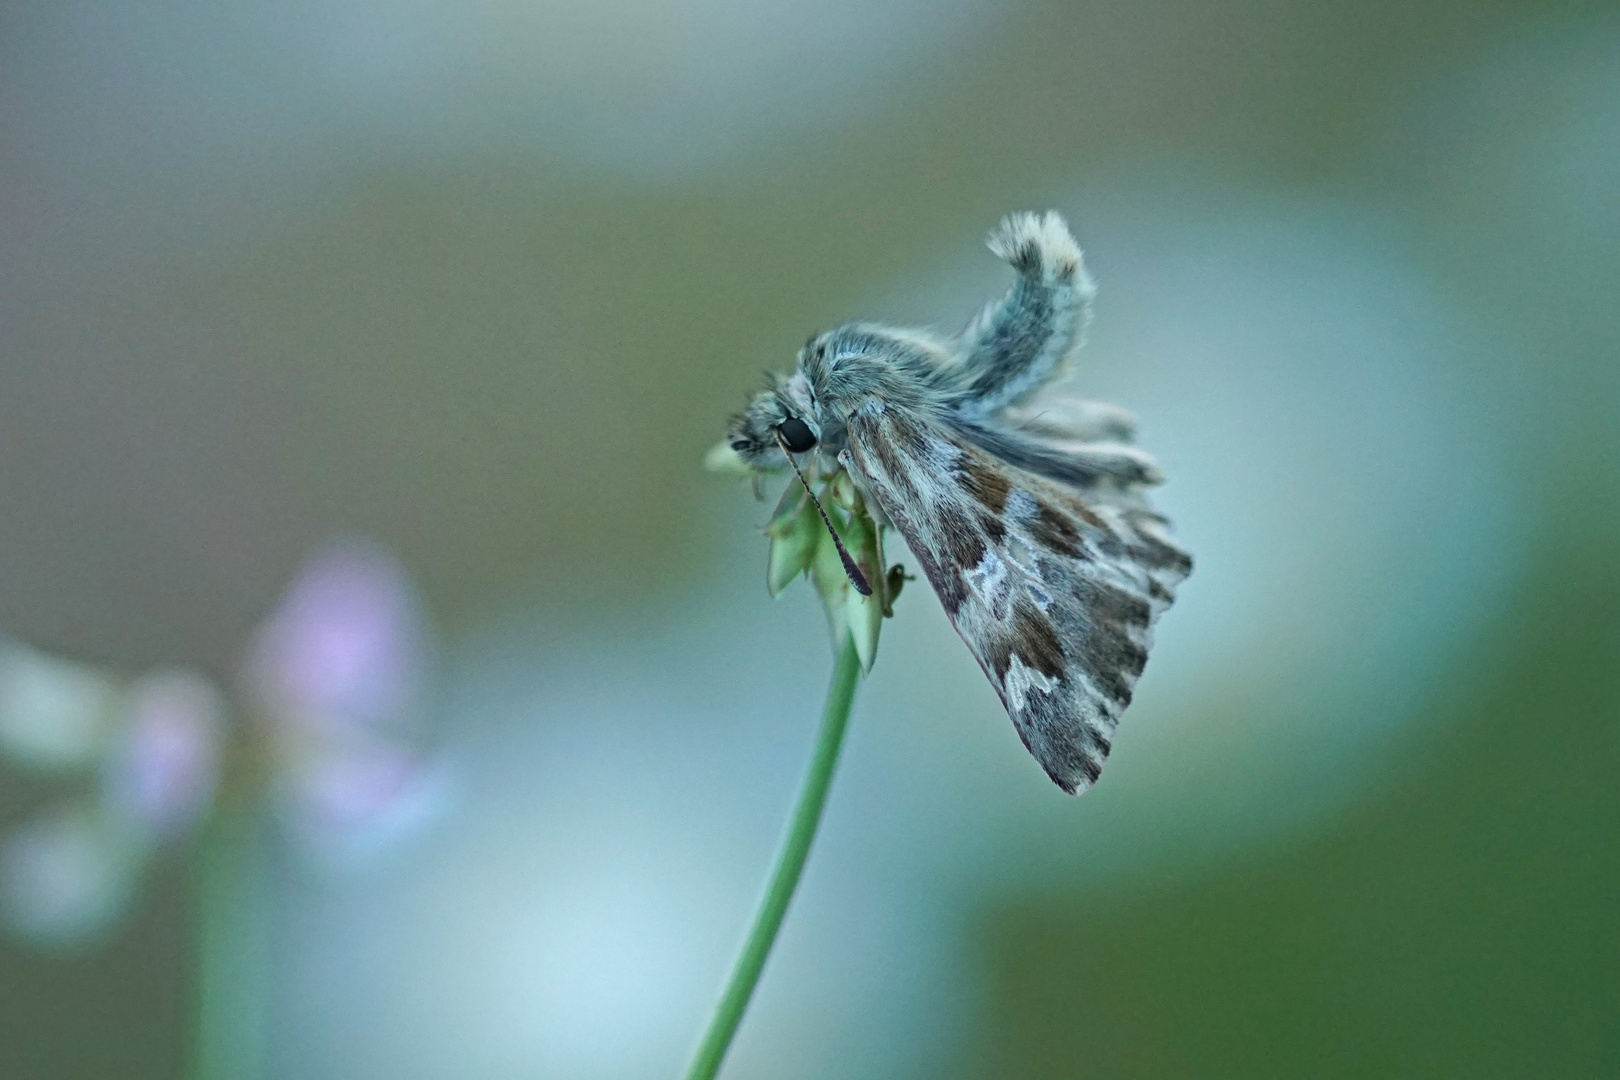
left=703, top=439, right=752, bottom=476
left=725, top=459, right=904, bottom=672
left=846, top=586, right=884, bottom=674
left=828, top=471, right=861, bottom=512
left=805, top=482, right=891, bottom=674
left=766, top=488, right=820, bottom=597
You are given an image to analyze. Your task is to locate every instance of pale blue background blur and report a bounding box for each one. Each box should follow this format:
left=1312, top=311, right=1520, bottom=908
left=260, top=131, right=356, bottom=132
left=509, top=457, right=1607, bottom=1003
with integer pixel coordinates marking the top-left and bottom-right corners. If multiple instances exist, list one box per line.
left=1, top=1, right=1617, bottom=1077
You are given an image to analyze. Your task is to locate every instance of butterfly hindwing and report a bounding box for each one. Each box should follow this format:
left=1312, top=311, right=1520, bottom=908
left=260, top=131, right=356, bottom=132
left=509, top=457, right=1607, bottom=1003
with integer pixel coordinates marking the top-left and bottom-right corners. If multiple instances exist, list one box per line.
left=844, top=403, right=1190, bottom=793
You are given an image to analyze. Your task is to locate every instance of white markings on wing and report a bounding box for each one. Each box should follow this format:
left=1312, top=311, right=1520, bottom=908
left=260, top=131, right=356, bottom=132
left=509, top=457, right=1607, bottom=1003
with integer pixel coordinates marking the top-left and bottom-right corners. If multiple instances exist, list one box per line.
left=843, top=406, right=1190, bottom=795
left=1003, top=654, right=1059, bottom=713
left=965, top=551, right=1008, bottom=605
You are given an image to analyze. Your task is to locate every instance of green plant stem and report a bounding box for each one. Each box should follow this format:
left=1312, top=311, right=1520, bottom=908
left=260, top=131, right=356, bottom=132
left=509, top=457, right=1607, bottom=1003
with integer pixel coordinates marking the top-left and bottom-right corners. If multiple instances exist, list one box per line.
left=681, top=636, right=863, bottom=1080
left=189, top=803, right=271, bottom=1080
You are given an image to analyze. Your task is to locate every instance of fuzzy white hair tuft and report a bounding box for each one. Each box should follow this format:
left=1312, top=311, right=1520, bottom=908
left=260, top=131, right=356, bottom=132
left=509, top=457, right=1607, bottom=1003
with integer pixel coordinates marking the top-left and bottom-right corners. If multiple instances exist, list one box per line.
left=987, top=211, right=1093, bottom=292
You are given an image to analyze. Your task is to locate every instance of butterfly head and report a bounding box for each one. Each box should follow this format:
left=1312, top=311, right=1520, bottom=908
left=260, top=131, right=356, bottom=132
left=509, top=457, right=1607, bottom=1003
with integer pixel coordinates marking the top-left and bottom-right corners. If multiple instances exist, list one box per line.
left=725, top=370, right=825, bottom=472
left=727, top=324, right=950, bottom=472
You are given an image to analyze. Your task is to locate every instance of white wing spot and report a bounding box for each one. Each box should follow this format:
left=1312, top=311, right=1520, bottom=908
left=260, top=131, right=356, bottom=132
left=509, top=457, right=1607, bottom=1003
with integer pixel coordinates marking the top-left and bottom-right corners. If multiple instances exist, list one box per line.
left=1006, top=534, right=1038, bottom=572
left=1006, top=487, right=1039, bottom=524
left=965, top=550, right=1008, bottom=603
left=1003, top=654, right=1059, bottom=713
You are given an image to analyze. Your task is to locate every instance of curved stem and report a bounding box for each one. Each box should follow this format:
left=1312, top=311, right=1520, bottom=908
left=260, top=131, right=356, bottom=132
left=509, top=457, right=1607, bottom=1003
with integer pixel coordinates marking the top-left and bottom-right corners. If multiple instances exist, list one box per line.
left=681, top=636, right=863, bottom=1080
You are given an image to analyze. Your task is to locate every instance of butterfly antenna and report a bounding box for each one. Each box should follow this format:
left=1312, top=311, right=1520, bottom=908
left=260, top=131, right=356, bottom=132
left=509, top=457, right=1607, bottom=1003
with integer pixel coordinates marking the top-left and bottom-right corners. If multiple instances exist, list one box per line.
left=776, top=432, right=873, bottom=596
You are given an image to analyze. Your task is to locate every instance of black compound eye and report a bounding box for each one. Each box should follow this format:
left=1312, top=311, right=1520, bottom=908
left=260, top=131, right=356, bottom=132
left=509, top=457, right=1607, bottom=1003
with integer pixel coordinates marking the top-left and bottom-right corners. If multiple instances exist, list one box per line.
left=776, top=416, right=817, bottom=454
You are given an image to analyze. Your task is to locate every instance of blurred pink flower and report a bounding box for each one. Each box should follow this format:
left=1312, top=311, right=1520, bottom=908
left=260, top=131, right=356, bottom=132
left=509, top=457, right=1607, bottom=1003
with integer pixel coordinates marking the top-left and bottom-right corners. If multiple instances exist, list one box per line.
left=243, top=541, right=429, bottom=739
left=101, top=671, right=225, bottom=836
left=278, top=741, right=450, bottom=867
left=0, top=538, right=449, bottom=943
left=242, top=540, right=446, bottom=865
left=0, top=661, right=221, bottom=943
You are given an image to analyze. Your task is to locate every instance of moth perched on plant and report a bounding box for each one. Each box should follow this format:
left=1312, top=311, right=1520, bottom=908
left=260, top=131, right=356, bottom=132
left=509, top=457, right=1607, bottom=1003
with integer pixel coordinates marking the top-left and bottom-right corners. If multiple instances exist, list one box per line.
left=717, top=212, right=1191, bottom=794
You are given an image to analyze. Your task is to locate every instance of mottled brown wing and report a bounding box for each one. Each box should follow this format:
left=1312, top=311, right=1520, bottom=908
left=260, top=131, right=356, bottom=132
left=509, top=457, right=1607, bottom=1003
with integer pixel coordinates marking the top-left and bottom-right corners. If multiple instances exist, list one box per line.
left=843, top=402, right=1190, bottom=793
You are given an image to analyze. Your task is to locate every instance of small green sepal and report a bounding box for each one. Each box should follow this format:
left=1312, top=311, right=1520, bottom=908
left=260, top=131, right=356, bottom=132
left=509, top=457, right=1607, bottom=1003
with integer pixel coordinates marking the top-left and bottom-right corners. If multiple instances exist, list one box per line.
left=704, top=440, right=752, bottom=476
left=735, top=466, right=904, bottom=672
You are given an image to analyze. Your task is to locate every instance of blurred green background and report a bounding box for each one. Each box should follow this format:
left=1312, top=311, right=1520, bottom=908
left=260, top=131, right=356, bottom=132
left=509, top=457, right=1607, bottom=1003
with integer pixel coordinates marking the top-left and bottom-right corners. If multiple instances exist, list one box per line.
left=1, top=0, right=1617, bottom=1077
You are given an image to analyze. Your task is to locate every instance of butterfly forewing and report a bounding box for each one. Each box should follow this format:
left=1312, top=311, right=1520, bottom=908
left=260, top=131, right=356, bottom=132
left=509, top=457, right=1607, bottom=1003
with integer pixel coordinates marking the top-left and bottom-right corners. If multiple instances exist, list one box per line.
left=844, top=403, right=1190, bottom=794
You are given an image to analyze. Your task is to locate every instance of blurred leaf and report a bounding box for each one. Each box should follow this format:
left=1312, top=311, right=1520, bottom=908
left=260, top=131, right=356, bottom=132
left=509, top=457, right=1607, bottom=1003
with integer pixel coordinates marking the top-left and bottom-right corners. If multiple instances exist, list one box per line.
left=961, top=496, right=1620, bottom=1080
